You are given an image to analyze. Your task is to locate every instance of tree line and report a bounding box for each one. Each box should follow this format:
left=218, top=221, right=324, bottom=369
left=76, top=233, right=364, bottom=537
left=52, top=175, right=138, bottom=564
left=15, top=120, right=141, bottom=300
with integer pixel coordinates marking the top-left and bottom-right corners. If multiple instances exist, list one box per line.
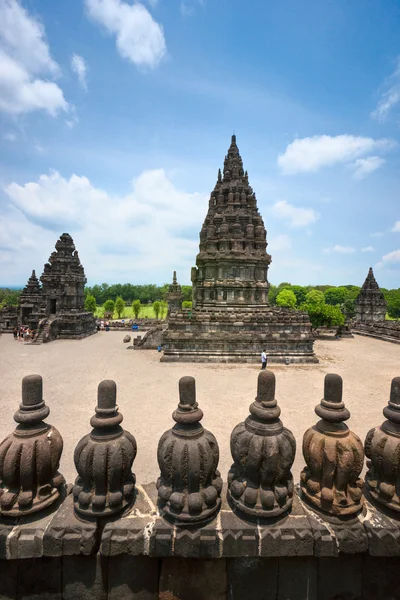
left=84, top=283, right=192, bottom=305
left=2, top=282, right=400, bottom=323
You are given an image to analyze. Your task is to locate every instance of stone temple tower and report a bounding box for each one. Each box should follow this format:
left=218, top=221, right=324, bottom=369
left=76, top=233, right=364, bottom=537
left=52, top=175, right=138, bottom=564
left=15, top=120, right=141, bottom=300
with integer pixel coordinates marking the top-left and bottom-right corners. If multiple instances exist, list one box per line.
left=162, top=135, right=317, bottom=363
left=355, top=267, right=387, bottom=323
left=192, top=134, right=271, bottom=309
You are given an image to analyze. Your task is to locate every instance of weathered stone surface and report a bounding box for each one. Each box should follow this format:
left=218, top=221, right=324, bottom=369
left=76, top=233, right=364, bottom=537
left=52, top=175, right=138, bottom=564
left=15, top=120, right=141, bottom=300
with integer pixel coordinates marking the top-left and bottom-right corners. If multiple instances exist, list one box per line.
left=43, top=494, right=98, bottom=556
left=16, top=556, right=62, bottom=600
left=0, top=558, right=17, bottom=599
left=162, top=135, right=317, bottom=364
left=220, top=509, right=259, bottom=557
left=156, top=376, right=222, bottom=525
left=8, top=500, right=63, bottom=559
left=258, top=494, right=314, bottom=557
left=317, top=555, right=362, bottom=600
left=278, top=557, right=318, bottom=600
left=362, top=555, right=400, bottom=600
left=227, top=557, right=278, bottom=600
left=301, top=373, right=364, bottom=517
left=0, top=374, right=65, bottom=518
left=228, top=370, right=296, bottom=520
left=365, top=377, right=400, bottom=513
left=62, top=555, right=108, bottom=600
left=123, top=334, right=131, bottom=343
left=108, top=555, right=159, bottom=600
left=73, top=380, right=137, bottom=519
left=159, top=558, right=226, bottom=600
left=363, top=497, right=400, bottom=556
left=354, top=266, right=387, bottom=323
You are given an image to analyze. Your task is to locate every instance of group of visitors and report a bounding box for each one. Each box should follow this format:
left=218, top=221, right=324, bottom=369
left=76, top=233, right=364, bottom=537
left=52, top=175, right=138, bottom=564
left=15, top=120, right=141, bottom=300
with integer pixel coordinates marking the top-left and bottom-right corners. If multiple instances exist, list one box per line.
left=96, top=320, right=110, bottom=332
left=13, top=326, right=34, bottom=342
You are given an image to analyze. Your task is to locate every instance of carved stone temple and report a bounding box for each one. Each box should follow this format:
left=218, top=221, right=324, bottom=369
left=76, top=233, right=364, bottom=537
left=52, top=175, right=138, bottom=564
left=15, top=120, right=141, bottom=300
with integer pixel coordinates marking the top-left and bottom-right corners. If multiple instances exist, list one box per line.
left=19, top=233, right=97, bottom=342
left=354, top=266, right=387, bottom=323
left=162, top=135, right=317, bottom=363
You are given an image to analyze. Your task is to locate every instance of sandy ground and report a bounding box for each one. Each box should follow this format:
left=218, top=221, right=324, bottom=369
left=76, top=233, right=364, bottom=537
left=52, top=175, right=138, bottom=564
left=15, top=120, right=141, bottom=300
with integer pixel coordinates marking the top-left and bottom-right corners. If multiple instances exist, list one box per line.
left=0, top=331, right=399, bottom=486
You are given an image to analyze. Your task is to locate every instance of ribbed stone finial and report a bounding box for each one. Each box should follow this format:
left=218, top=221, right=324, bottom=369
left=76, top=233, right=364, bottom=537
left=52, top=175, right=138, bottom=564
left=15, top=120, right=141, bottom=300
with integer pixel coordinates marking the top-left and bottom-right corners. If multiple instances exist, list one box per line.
left=73, top=380, right=137, bottom=518
left=365, top=377, right=400, bottom=512
left=228, top=371, right=296, bottom=519
left=0, top=375, right=65, bottom=516
left=300, top=374, right=364, bottom=516
left=156, top=376, right=222, bottom=525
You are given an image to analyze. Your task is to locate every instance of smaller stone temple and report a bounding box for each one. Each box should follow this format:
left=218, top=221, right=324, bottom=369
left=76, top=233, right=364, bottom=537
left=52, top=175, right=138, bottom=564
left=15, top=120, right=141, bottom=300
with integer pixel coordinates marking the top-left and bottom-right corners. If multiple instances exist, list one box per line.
left=19, top=233, right=97, bottom=342
left=166, top=271, right=184, bottom=316
left=354, top=267, right=387, bottom=323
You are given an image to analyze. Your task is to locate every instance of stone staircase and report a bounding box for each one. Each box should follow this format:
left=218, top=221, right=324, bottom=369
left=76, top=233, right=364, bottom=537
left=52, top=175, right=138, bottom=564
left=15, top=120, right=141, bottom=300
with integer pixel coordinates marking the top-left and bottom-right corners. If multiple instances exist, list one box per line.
left=32, top=319, right=51, bottom=344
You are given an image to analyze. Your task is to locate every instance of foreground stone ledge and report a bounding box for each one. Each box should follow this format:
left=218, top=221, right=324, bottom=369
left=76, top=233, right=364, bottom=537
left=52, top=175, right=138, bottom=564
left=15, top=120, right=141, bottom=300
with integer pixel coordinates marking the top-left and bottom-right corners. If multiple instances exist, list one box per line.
left=1, top=485, right=400, bottom=560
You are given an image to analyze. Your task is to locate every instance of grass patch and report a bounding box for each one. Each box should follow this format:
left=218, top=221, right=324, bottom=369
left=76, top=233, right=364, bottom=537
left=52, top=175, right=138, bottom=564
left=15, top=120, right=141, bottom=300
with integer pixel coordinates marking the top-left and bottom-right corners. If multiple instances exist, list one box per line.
left=94, top=305, right=164, bottom=319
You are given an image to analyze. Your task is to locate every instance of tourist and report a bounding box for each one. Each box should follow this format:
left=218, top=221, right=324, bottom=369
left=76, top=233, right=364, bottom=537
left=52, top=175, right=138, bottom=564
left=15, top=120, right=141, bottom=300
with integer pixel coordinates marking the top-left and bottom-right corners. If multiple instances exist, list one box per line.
left=13, top=327, right=18, bottom=340
left=100, top=320, right=104, bottom=331
left=261, top=349, right=267, bottom=370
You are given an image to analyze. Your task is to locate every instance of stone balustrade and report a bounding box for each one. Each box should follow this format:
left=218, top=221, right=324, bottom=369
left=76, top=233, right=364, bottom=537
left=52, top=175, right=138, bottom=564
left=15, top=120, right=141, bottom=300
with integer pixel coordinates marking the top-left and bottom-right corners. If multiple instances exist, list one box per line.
left=0, top=371, right=400, bottom=599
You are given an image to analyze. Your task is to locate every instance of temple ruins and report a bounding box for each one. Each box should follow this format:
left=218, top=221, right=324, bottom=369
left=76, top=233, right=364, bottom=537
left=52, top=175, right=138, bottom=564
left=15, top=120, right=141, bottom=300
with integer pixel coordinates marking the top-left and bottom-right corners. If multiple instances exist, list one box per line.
left=19, top=233, right=97, bottom=342
left=162, top=135, right=317, bottom=363
left=354, top=266, right=387, bottom=323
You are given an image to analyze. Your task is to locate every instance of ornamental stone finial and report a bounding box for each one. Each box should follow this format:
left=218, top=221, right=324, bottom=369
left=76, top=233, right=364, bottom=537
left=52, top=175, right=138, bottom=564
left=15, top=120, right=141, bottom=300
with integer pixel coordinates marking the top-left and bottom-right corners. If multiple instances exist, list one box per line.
left=0, top=375, right=65, bottom=516
left=73, top=380, right=137, bottom=518
left=300, top=373, right=364, bottom=516
left=156, top=376, right=222, bottom=525
left=365, top=377, right=400, bottom=512
left=228, top=371, right=296, bottom=519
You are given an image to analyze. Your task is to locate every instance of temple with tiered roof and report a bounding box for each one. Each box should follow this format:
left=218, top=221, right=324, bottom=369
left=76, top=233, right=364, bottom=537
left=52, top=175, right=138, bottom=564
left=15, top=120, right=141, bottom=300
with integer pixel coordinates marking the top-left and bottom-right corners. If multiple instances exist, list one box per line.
left=161, top=135, right=317, bottom=363
left=19, top=233, right=97, bottom=342
left=354, top=267, right=387, bottom=323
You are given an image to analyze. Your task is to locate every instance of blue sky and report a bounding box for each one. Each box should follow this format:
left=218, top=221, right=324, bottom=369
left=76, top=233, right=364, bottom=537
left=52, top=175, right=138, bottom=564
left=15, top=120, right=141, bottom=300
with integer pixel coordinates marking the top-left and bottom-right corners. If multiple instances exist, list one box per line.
left=0, top=0, right=399, bottom=288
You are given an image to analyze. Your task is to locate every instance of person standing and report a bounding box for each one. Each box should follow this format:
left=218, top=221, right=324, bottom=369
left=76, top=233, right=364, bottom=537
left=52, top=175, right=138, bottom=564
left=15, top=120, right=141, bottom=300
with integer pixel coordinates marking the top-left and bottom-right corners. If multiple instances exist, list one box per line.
left=261, top=349, right=267, bottom=370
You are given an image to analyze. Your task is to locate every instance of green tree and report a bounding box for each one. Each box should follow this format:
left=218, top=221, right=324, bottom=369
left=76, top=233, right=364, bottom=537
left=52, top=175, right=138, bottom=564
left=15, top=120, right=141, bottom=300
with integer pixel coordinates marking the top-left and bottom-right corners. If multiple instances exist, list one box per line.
left=182, top=301, right=192, bottom=309
left=324, top=287, right=349, bottom=306
left=268, top=284, right=278, bottom=305
left=160, top=301, right=168, bottom=319
left=181, top=286, right=192, bottom=302
left=305, top=303, right=345, bottom=328
left=387, top=291, right=400, bottom=318
left=289, top=285, right=307, bottom=306
left=341, top=298, right=356, bottom=319
left=305, top=290, right=325, bottom=307
left=276, top=289, right=297, bottom=308
left=153, top=300, right=161, bottom=319
left=132, top=299, right=141, bottom=319
left=103, top=299, right=115, bottom=315
left=84, top=294, right=97, bottom=314
left=115, top=296, right=125, bottom=318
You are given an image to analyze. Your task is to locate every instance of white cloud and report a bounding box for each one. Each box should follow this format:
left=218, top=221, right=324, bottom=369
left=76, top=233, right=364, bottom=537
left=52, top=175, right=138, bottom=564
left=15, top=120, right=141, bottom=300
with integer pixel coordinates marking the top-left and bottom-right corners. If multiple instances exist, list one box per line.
left=278, top=134, right=393, bottom=175
left=269, top=234, right=291, bottom=251
left=3, top=131, right=16, bottom=141
left=0, top=0, right=68, bottom=116
left=85, top=0, right=166, bottom=68
left=71, top=54, right=87, bottom=90
left=378, top=250, right=400, bottom=267
left=270, top=200, right=319, bottom=228
left=361, top=246, right=375, bottom=253
left=372, top=57, right=400, bottom=123
left=2, top=168, right=207, bottom=284
left=351, top=156, right=385, bottom=179
left=324, top=245, right=356, bottom=254
left=392, top=221, right=400, bottom=232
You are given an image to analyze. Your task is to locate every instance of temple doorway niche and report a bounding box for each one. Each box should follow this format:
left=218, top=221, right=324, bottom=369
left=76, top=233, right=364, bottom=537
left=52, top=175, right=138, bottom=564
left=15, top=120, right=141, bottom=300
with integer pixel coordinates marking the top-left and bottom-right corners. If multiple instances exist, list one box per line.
left=50, top=299, right=57, bottom=314
left=21, top=307, right=32, bottom=325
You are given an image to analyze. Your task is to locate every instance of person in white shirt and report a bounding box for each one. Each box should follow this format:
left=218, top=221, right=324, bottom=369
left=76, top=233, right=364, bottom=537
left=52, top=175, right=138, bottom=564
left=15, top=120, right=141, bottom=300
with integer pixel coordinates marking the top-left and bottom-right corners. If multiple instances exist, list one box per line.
left=261, top=349, right=267, bottom=370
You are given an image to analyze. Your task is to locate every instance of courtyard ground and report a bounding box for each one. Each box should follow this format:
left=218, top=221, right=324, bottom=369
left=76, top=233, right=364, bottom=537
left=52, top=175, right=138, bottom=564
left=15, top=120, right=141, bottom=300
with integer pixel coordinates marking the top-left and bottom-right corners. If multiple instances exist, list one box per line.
left=0, top=331, right=399, bottom=487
